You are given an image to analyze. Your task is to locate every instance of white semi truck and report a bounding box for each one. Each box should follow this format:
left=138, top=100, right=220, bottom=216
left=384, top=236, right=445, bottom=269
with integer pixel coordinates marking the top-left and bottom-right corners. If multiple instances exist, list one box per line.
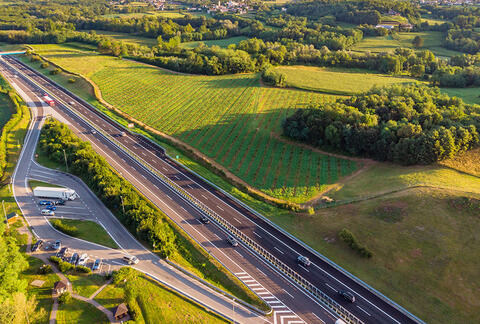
left=33, top=186, right=78, bottom=200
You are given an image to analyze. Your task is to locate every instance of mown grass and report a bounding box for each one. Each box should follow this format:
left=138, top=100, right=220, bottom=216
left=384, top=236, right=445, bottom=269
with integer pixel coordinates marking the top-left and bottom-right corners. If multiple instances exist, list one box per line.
left=82, top=30, right=157, bottom=48
left=23, top=43, right=356, bottom=203
left=180, top=36, right=248, bottom=49
left=50, top=218, right=119, bottom=249
left=353, top=31, right=463, bottom=57
left=0, top=41, right=26, bottom=52
left=275, top=188, right=480, bottom=324
left=274, top=65, right=423, bottom=95
left=95, top=271, right=228, bottom=323
left=66, top=273, right=108, bottom=298
left=29, top=179, right=63, bottom=190
left=56, top=297, right=109, bottom=324
left=21, top=256, right=60, bottom=324
left=441, top=87, right=480, bottom=105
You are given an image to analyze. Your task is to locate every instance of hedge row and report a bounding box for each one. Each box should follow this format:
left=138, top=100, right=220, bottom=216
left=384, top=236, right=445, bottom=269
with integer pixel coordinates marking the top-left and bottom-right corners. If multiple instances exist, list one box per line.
left=50, top=219, right=78, bottom=237
left=338, top=228, right=373, bottom=258
left=48, top=256, right=92, bottom=273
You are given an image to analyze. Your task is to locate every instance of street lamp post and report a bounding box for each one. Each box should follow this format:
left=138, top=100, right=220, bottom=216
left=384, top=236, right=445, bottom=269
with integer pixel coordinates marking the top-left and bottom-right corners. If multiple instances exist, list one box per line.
left=62, top=149, right=68, bottom=172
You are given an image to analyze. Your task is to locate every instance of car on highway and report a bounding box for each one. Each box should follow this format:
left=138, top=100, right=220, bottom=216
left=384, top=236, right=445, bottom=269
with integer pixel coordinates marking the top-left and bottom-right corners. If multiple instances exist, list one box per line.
left=38, top=200, right=53, bottom=206
left=57, top=247, right=68, bottom=259
left=41, top=209, right=55, bottom=216
left=70, top=252, right=79, bottom=265
left=52, top=240, right=61, bottom=251
left=78, top=253, right=89, bottom=266
left=123, top=255, right=139, bottom=265
left=297, top=255, right=311, bottom=267
left=339, top=290, right=356, bottom=303
left=199, top=215, right=210, bottom=224
left=92, top=259, right=102, bottom=270
left=55, top=199, right=65, bottom=205
left=45, top=205, right=57, bottom=211
left=226, top=235, right=239, bottom=247
left=91, top=129, right=97, bottom=135
left=31, top=239, right=43, bottom=252
left=120, top=131, right=126, bottom=137
left=69, top=101, right=74, bottom=105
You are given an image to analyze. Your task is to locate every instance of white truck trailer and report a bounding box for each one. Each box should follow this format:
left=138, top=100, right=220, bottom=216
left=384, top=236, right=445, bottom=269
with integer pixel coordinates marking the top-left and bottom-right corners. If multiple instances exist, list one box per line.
left=33, top=186, right=78, bottom=200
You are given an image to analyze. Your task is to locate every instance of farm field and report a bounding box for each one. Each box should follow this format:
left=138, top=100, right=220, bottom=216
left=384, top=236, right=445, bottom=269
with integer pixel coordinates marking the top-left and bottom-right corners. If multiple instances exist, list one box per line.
left=82, top=30, right=157, bottom=47
left=274, top=65, right=423, bottom=95
left=352, top=31, right=463, bottom=57
left=180, top=36, right=248, bottom=49
left=26, top=43, right=357, bottom=203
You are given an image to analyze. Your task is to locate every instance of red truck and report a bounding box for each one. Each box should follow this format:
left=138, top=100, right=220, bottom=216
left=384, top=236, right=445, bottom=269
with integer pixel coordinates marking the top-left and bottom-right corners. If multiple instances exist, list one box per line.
left=42, top=94, right=55, bottom=106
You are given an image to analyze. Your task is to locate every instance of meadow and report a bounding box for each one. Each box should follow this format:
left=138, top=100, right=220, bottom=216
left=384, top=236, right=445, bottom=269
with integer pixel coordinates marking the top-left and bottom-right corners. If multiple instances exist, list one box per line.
left=179, top=36, right=248, bottom=49
left=27, top=43, right=358, bottom=203
left=274, top=65, right=423, bottom=95
left=352, top=31, right=463, bottom=57
left=83, top=30, right=157, bottom=48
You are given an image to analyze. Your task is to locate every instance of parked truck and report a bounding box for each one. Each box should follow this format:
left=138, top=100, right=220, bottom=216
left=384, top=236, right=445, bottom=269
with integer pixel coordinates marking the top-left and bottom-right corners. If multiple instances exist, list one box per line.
left=33, top=186, right=78, bottom=200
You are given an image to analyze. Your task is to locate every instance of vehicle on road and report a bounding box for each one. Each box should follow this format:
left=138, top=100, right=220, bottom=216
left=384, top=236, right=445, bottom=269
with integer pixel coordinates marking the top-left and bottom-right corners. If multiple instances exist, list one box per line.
left=41, top=209, right=55, bottom=216
left=226, top=236, right=239, bottom=247
left=123, top=255, right=139, bottom=265
left=91, top=129, right=97, bottom=135
left=38, top=200, right=53, bottom=206
left=69, top=101, right=74, bottom=105
left=78, top=253, right=89, bottom=266
left=42, top=94, right=55, bottom=106
left=33, top=186, right=78, bottom=200
left=55, top=199, right=65, bottom=205
left=52, top=240, right=61, bottom=250
left=31, top=239, right=43, bottom=252
left=46, top=205, right=57, bottom=211
left=297, top=255, right=311, bottom=267
left=92, top=259, right=102, bottom=270
left=120, top=131, right=126, bottom=137
left=57, top=247, right=68, bottom=259
left=199, top=215, right=210, bottom=224
left=339, top=290, right=356, bottom=303
left=70, top=253, right=79, bottom=265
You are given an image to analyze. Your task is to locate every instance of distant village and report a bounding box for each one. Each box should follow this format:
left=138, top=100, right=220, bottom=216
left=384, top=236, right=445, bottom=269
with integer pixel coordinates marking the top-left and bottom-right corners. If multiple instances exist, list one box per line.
left=144, top=0, right=250, bottom=14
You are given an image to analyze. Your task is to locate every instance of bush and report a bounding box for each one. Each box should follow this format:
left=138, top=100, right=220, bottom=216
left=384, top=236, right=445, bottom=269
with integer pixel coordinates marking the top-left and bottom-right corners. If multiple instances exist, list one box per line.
left=75, top=265, right=91, bottom=274
left=68, top=78, right=76, bottom=83
left=59, top=260, right=74, bottom=273
left=38, top=264, right=52, bottom=274
left=338, top=228, right=373, bottom=258
left=30, top=55, right=41, bottom=62
left=49, top=256, right=61, bottom=264
left=40, top=62, right=49, bottom=68
left=58, top=292, right=71, bottom=304
left=261, top=66, right=286, bottom=87
left=51, top=219, right=78, bottom=236
left=50, top=68, right=61, bottom=75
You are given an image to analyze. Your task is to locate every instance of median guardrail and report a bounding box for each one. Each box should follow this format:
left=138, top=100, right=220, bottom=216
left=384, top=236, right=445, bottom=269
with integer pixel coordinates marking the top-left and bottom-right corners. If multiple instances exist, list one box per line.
left=8, top=57, right=364, bottom=324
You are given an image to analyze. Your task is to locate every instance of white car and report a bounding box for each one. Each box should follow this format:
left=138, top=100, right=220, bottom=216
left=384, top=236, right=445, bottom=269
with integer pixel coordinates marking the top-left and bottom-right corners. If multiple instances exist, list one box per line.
left=41, top=209, right=55, bottom=216
left=123, top=255, right=139, bottom=265
left=77, top=253, right=89, bottom=266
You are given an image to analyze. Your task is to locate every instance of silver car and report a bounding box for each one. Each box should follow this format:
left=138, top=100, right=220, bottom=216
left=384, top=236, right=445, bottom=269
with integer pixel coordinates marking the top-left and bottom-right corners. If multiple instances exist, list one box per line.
left=77, top=253, right=89, bottom=266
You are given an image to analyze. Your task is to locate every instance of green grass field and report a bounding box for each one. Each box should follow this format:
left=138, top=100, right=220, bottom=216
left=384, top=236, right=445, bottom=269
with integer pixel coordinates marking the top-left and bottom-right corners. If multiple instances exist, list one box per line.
left=26, top=43, right=357, bottom=203
left=274, top=65, right=423, bottom=95
left=50, top=218, right=119, bottom=249
left=82, top=30, right=157, bottom=48
left=56, top=297, right=109, bottom=324
left=353, top=31, right=463, bottom=57
left=29, top=180, right=63, bottom=189
left=95, top=271, right=228, bottom=323
left=180, top=36, right=248, bottom=49
left=441, top=87, right=480, bottom=105
left=66, top=274, right=107, bottom=298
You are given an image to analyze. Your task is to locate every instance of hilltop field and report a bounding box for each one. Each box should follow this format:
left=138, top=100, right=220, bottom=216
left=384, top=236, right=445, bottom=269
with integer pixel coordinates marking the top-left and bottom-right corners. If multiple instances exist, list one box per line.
left=18, top=43, right=480, bottom=323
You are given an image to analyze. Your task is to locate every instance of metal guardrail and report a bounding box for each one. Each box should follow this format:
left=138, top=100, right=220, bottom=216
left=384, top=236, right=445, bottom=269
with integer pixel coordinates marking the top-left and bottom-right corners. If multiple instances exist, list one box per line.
left=8, top=58, right=364, bottom=324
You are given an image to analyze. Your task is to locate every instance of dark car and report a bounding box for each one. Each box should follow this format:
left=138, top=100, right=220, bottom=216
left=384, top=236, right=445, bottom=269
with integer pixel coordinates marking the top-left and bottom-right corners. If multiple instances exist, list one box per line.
left=226, top=236, right=239, bottom=247
left=31, top=239, right=44, bottom=252
left=70, top=252, right=79, bottom=265
left=339, top=290, right=356, bottom=303
left=46, top=205, right=57, bottom=211
left=38, top=200, right=53, bottom=206
left=297, top=255, right=311, bottom=267
left=52, top=240, right=61, bottom=251
left=92, top=259, right=102, bottom=271
left=57, top=247, right=68, bottom=259
left=199, top=216, right=210, bottom=224
left=55, top=199, right=65, bottom=205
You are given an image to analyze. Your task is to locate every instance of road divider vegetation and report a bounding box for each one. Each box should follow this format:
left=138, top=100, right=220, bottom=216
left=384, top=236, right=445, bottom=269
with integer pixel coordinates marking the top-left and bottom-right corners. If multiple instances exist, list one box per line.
left=51, top=219, right=78, bottom=237
left=38, top=118, right=268, bottom=311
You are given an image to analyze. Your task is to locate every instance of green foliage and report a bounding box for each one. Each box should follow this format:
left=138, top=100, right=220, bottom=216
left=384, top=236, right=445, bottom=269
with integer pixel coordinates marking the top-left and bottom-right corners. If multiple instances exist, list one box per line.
left=75, top=265, right=92, bottom=274
left=338, top=228, right=373, bottom=258
left=412, top=35, right=424, bottom=48
left=50, top=68, right=61, bottom=75
left=261, top=66, right=286, bottom=87
left=38, top=264, right=52, bottom=274
left=68, top=78, right=76, bottom=83
left=58, top=292, right=71, bottom=305
left=51, top=219, right=78, bottom=236
left=40, top=62, right=49, bottom=68
left=49, top=255, right=74, bottom=273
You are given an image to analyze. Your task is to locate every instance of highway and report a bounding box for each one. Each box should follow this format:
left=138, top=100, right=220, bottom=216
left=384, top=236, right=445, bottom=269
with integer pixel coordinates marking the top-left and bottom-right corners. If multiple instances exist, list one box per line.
left=1, top=54, right=423, bottom=324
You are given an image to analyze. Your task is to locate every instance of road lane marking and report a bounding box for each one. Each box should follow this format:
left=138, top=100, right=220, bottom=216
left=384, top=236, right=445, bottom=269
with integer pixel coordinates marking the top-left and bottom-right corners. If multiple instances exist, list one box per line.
left=216, top=205, right=224, bottom=211
left=325, top=283, right=336, bottom=291
left=253, top=231, right=262, bottom=238
left=357, top=305, right=372, bottom=316
left=298, top=265, right=309, bottom=272
left=201, top=194, right=208, bottom=200
left=274, top=247, right=284, bottom=254
left=233, top=217, right=242, bottom=224
left=282, top=289, right=295, bottom=299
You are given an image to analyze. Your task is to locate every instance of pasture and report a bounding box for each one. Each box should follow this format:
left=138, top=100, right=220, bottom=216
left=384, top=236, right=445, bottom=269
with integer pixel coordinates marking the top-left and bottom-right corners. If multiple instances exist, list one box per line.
left=180, top=36, right=248, bottom=49
left=274, top=65, right=423, bottom=95
left=353, top=31, right=463, bottom=57
left=26, top=43, right=357, bottom=203
left=83, top=30, right=157, bottom=48
left=441, top=87, right=480, bottom=105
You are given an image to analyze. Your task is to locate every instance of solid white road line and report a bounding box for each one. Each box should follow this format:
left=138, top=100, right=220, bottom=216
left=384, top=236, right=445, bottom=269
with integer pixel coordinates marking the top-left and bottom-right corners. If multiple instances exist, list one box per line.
left=325, top=283, right=337, bottom=291
left=282, top=289, right=295, bottom=299
left=357, top=305, right=372, bottom=317
left=274, top=247, right=284, bottom=254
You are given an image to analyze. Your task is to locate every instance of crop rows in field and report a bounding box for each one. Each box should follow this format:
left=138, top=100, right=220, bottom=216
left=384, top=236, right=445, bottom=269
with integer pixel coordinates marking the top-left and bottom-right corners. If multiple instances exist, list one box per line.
left=38, top=44, right=359, bottom=202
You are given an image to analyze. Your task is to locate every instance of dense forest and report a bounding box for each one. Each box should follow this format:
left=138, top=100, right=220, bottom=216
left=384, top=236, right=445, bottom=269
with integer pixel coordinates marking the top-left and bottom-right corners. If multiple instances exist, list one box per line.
left=283, top=85, right=480, bottom=164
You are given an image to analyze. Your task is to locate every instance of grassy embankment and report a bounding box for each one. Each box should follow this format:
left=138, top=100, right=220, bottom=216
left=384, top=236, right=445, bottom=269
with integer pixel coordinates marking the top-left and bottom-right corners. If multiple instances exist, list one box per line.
left=29, top=179, right=63, bottom=189
left=273, top=65, right=424, bottom=95
left=56, top=298, right=109, bottom=324
left=22, top=43, right=356, bottom=204
left=94, top=269, right=228, bottom=323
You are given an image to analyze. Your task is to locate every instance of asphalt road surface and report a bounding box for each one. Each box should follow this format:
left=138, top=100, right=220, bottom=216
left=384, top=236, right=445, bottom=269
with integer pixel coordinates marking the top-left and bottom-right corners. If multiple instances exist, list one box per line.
left=1, top=55, right=423, bottom=324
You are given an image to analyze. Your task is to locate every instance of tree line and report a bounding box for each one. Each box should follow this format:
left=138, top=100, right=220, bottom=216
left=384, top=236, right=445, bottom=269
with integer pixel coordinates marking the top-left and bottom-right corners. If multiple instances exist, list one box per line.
left=282, top=85, right=480, bottom=165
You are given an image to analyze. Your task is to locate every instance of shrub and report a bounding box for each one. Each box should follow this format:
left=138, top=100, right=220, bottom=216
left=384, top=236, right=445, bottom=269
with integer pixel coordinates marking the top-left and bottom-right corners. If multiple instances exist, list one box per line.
left=30, top=55, right=41, bottom=62
left=38, top=264, right=52, bottom=274
left=50, top=68, right=61, bottom=75
left=261, top=66, right=286, bottom=87
left=50, top=255, right=74, bottom=272
left=68, top=78, right=76, bottom=83
left=75, top=265, right=91, bottom=274
left=51, top=219, right=78, bottom=236
left=338, top=228, right=373, bottom=258
left=49, top=256, right=61, bottom=264
left=58, top=292, right=71, bottom=304
left=40, top=62, right=49, bottom=68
